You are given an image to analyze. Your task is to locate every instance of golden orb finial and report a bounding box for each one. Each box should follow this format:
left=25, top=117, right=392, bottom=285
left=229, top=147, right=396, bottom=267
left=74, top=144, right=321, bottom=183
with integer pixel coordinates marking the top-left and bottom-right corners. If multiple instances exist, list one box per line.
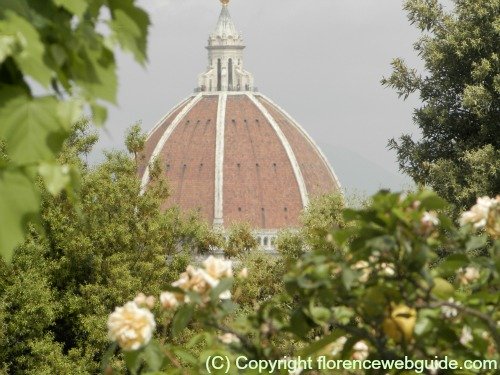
left=220, top=0, right=230, bottom=5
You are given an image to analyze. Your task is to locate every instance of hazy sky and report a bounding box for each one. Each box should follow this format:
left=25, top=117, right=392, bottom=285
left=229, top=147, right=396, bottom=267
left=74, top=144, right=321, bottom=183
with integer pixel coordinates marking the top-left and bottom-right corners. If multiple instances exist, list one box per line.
left=95, top=0, right=425, bottom=193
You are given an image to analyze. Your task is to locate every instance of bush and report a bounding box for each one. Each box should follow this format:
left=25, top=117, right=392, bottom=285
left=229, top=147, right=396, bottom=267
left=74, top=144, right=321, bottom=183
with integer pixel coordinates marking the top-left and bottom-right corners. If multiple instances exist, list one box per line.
left=108, top=190, right=499, bottom=374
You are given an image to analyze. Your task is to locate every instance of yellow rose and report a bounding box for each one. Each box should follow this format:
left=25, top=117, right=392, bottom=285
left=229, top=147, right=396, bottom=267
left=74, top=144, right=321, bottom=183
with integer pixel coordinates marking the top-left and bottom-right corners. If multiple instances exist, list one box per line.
left=382, top=303, right=417, bottom=343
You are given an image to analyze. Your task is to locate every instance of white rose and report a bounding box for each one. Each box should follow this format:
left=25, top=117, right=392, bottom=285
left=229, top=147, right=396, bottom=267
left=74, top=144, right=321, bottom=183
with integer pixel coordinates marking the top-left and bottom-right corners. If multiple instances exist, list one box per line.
left=172, top=271, right=190, bottom=290
left=459, top=196, right=496, bottom=229
left=134, top=293, right=155, bottom=309
left=219, top=290, right=232, bottom=300
left=421, top=211, right=440, bottom=226
left=203, top=256, right=233, bottom=279
left=352, top=341, right=369, bottom=360
left=160, top=292, right=179, bottom=310
left=189, top=267, right=219, bottom=294
left=107, top=302, right=156, bottom=351
left=352, top=261, right=370, bottom=283
left=380, top=262, right=396, bottom=277
left=218, top=333, right=240, bottom=344
left=441, top=298, right=459, bottom=319
left=460, top=326, right=473, bottom=346
left=330, top=336, right=347, bottom=356
left=458, top=266, right=480, bottom=285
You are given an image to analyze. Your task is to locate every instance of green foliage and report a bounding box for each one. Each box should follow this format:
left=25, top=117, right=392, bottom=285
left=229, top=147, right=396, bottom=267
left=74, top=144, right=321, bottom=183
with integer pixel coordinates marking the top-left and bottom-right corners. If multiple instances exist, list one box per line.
left=0, top=0, right=150, bottom=260
left=224, top=222, right=258, bottom=258
left=300, top=193, right=345, bottom=251
left=275, top=229, right=305, bottom=262
left=175, top=213, right=225, bottom=255
left=0, top=169, right=40, bottom=261
left=126, top=123, right=147, bottom=163
left=281, top=191, right=499, bottom=363
left=383, top=0, right=500, bottom=215
left=114, top=190, right=499, bottom=374
left=233, top=250, right=286, bottom=308
left=0, top=124, right=222, bottom=374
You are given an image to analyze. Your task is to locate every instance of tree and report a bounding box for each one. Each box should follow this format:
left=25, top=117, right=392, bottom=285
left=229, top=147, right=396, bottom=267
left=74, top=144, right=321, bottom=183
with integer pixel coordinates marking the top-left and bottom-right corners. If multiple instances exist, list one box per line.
left=126, top=123, right=147, bottom=163
left=275, top=229, right=306, bottom=262
left=0, top=123, right=222, bottom=374
left=383, top=0, right=500, bottom=214
left=0, top=0, right=150, bottom=261
left=224, top=223, right=258, bottom=258
left=300, top=193, right=346, bottom=251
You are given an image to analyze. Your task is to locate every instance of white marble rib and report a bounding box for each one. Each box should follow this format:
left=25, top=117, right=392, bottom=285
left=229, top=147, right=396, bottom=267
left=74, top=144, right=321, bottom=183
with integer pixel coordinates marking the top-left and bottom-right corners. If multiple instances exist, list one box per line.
left=246, top=93, right=310, bottom=208
left=140, top=93, right=203, bottom=194
left=258, top=94, right=343, bottom=193
left=213, top=93, right=227, bottom=227
left=146, top=96, right=193, bottom=139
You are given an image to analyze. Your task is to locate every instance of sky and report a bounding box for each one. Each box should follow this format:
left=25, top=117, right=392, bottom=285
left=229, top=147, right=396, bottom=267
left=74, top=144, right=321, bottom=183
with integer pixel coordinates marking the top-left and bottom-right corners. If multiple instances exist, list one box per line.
left=94, top=0, right=426, bottom=195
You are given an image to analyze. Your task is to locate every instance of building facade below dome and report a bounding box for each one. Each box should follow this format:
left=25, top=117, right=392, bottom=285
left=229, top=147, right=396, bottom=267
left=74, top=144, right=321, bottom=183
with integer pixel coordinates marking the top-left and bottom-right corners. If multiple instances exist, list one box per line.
left=139, top=2, right=342, bottom=250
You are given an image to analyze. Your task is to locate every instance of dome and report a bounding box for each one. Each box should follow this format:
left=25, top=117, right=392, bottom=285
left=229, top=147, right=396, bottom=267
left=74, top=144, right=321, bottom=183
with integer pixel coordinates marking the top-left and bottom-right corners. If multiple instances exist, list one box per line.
left=139, top=2, right=341, bottom=243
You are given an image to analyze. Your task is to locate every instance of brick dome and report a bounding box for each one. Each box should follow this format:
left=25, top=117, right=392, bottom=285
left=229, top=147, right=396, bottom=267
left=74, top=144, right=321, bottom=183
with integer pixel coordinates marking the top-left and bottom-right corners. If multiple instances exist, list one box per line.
left=138, top=3, right=341, bottom=236
left=139, top=92, right=341, bottom=231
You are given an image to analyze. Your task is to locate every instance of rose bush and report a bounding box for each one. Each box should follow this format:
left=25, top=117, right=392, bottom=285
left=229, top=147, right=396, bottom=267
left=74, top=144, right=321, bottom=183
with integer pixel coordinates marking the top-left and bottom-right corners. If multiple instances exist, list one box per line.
left=106, top=190, right=499, bottom=374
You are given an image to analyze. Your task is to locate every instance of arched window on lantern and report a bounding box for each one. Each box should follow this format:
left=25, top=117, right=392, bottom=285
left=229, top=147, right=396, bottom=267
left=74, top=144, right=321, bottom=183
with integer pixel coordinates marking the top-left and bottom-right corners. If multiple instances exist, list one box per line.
left=228, top=58, right=233, bottom=90
left=217, top=59, right=222, bottom=91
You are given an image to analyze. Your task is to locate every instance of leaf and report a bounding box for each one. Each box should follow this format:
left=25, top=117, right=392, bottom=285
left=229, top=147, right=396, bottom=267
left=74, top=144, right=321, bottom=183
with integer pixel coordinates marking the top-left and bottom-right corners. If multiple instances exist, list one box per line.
left=184, top=290, right=202, bottom=305
left=64, top=165, right=81, bottom=205
left=90, top=102, right=108, bottom=126
left=431, top=277, right=454, bottom=299
left=49, top=44, right=67, bottom=67
left=289, top=309, right=311, bottom=338
left=361, top=287, right=387, bottom=318
left=143, top=341, right=165, bottom=372
left=0, top=87, right=73, bottom=165
left=171, top=304, right=194, bottom=337
left=0, top=33, right=17, bottom=63
left=332, top=306, right=355, bottom=324
left=172, top=348, right=198, bottom=366
left=341, top=267, right=357, bottom=290
left=124, top=349, right=143, bottom=375
left=414, top=316, right=432, bottom=336
left=38, top=162, right=71, bottom=196
left=53, top=0, right=88, bottom=17
left=437, top=254, right=469, bottom=276
left=108, top=0, right=150, bottom=64
left=58, top=98, right=84, bottom=126
left=465, top=235, right=488, bottom=251
left=300, top=329, right=345, bottom=357
left=419, top=191, right=448, bottom=210
left=0, top=11, right=52, bottom=86
left=296, top=275, right=321, bottom=289
left=343, top=209, right=360, bottom=222
left=210, top=277, right=233, bottom=301
left=333, top=229, right=352, bottom=246
left=75, top=46, right=118, bottom=103
left=0, top=167, right=40, bottom=261
left=309, top=306, right=331, bottom=324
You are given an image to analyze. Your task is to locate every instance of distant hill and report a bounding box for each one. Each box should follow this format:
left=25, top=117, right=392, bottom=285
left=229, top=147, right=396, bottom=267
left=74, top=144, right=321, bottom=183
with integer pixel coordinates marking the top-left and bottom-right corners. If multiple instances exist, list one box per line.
left=318, top=142, right=414, bottom=196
